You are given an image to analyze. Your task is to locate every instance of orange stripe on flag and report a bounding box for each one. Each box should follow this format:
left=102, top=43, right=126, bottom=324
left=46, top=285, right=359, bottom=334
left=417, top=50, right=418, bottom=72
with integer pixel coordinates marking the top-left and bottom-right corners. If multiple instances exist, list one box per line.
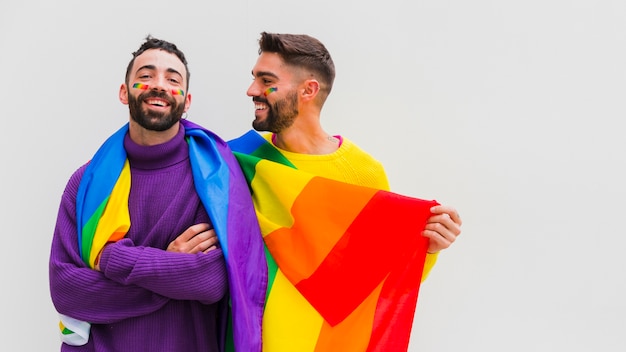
left=263, top=177, right=378, bottom=283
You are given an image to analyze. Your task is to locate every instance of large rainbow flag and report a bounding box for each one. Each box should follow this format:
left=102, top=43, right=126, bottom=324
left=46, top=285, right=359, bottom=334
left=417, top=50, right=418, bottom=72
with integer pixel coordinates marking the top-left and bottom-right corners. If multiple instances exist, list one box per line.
left=64, top=121, right=266, bottom=351
left=228, top=131, right=438, bottom=351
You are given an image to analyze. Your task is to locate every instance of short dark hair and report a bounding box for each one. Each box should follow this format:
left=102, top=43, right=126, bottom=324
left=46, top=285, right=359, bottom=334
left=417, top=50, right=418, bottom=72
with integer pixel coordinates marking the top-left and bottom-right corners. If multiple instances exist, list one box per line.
left=125, top=35, right=190, bottom=90
left=258, top=32, right=335, bottom=100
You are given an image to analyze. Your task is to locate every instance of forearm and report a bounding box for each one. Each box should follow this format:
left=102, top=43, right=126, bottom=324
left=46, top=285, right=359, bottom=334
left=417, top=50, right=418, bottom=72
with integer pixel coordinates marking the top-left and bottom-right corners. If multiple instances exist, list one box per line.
left=50, top=190, right=169, bottom=324
left=50, top=236, right=168, bottom=324
left=99, top=238, right=227, bottom=303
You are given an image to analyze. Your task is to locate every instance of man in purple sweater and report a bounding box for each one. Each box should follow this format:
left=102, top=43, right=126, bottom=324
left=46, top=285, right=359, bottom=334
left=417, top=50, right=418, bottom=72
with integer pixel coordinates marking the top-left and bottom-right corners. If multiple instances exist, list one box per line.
left=49, top=36, right=265, bottom=351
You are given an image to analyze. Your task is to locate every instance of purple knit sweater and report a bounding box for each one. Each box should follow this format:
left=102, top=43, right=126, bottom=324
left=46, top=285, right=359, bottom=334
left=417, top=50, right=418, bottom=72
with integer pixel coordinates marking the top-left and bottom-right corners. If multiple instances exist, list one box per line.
left=49, top=124, right=228, bottom=351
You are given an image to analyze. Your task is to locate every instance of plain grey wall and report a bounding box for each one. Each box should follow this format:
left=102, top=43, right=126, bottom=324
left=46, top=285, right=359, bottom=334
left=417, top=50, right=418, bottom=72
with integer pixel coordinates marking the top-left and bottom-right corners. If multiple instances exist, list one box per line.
left=1, top=0, right=625, bottom=351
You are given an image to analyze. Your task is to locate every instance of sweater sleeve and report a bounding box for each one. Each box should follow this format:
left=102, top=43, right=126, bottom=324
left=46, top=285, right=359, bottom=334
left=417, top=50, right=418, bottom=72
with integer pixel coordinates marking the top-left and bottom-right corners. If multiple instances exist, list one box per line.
left=49, top=167, right=170, bottom=324
left=49, top=165, right=227, bottom=325
left=98, top=238, right=227, bottom=303
left=421, top=252, right=438, bottom=282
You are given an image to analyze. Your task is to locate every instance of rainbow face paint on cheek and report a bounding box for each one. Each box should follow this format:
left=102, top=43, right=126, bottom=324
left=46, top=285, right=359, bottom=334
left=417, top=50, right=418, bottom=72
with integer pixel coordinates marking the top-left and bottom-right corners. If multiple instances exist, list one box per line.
left=264, top=87, right=277, bottom=96
left=132, top=83, right=183, bottom=95
left=132, top=83, right=149, bottom=90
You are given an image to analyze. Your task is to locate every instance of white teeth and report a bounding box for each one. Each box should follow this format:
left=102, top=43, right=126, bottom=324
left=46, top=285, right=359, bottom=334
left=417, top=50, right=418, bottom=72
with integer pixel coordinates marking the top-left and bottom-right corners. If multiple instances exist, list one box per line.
left=147, top=99, right=166, bottom=107
left=255, top=103, right=266, bottom=110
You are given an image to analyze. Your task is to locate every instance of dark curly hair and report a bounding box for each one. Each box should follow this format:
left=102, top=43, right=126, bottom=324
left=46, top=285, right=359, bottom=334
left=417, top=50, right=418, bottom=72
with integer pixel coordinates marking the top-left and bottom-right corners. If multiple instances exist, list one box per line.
left=125, top=35, right=190, bottom=90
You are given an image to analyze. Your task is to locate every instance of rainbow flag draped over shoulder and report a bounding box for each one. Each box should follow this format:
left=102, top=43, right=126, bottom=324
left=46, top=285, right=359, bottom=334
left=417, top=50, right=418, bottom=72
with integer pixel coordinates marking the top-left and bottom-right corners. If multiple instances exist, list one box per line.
left=228, top=131, right=438, bottom=352
left=61, top=120, right=266, bottom=351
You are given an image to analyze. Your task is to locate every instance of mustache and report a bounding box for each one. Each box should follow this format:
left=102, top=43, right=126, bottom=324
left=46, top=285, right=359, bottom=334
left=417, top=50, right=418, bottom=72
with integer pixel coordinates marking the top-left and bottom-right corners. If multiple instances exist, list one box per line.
left=139, top=90, right=175, bottom=104
left=252, top=96, right=268, bottom=104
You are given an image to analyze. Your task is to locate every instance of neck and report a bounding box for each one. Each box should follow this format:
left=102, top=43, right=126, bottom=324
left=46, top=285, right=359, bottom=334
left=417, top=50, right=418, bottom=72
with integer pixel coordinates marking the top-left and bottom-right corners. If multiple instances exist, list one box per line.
left=272, top=130, right=341, bottom=155
left=128, top=120, right=180, bottom=146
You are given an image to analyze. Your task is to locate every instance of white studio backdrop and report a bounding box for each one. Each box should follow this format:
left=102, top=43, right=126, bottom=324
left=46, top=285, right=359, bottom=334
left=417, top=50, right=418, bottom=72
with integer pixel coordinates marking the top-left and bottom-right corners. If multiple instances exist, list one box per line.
left=1, top=0, right=625, bottom=351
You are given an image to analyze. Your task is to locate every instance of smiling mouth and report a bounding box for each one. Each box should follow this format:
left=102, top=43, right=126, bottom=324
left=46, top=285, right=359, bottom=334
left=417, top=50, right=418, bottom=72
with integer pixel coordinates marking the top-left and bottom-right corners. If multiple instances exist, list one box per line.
left=254, top=102, right=268, bottom=111
left=146, top=98, right=170, bottom=107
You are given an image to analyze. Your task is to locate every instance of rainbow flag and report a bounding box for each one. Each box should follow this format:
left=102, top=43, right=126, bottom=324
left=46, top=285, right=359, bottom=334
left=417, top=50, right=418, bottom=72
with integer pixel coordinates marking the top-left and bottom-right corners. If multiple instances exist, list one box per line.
left=228, top=131, right=438, bottom=351
left=63, top=121, right=266, bottom=351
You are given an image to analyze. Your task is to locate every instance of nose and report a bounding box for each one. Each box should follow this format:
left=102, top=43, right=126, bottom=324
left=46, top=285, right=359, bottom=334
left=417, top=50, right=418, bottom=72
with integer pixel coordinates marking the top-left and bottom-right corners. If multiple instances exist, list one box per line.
left=246, top=81, right=260, bottom=97
left=151, top=75, right=168, bottom=92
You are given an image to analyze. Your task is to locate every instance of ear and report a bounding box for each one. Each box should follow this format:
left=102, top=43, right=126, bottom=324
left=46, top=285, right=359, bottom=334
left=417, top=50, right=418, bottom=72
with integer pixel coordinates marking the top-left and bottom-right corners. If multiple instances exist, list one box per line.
left=119, top=83, right=129, bottom=105
left=184, top=93, right=192, bottom=112
left=301, top=79, right=320, bottom=102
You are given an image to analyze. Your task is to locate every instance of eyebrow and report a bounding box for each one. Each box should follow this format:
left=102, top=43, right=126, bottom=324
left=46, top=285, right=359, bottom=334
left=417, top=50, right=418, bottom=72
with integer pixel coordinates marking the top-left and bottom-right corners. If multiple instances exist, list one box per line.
left=137, top=64, right=184, bottom=78
left=252, top=70, right=279, bottom=79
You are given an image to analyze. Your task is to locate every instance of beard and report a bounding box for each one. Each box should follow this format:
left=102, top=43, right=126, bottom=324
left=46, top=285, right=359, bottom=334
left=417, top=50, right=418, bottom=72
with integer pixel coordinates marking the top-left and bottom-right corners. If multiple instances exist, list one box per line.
left=128, top=90, right=185, bottom=131
left=252, top=90, right=299, bottom=133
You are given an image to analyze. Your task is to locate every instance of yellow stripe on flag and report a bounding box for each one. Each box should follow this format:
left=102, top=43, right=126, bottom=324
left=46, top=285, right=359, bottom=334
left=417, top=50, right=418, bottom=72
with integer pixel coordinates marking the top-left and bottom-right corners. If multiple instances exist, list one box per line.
left=263, top=270, right=323, bottom=351
left=88, top=160, right=131, bottom=267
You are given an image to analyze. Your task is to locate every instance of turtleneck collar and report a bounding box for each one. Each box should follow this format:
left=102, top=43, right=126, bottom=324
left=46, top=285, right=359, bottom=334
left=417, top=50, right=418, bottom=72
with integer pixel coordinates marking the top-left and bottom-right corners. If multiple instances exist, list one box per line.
left=123, top=123, right=188, bottom=170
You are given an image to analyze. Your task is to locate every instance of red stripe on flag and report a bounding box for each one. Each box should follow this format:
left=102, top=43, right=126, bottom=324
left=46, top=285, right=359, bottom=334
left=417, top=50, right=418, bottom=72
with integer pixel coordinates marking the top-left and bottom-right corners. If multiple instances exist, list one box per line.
left=295, top=189, right=437, bottom=326
left=367, top=236, right=427, bottom=351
